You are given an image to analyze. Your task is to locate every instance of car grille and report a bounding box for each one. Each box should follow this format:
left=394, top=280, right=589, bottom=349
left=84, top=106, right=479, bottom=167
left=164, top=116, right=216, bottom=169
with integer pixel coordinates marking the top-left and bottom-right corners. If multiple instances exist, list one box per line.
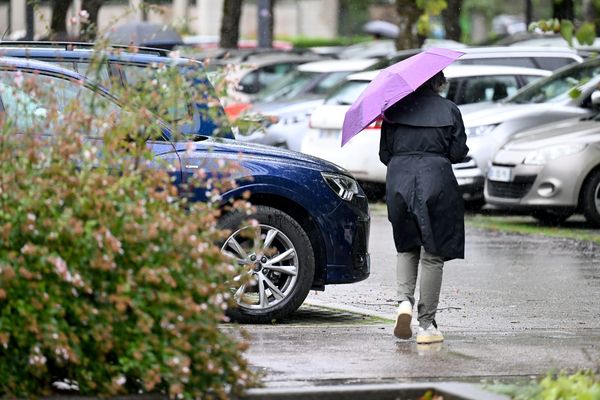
left=487, top=175, right=537, bottom=199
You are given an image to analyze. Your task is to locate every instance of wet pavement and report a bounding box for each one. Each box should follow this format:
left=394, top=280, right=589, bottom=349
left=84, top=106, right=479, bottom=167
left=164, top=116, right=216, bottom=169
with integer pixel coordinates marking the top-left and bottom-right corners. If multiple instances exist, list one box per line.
left=231, top=206, right=600, bottom=391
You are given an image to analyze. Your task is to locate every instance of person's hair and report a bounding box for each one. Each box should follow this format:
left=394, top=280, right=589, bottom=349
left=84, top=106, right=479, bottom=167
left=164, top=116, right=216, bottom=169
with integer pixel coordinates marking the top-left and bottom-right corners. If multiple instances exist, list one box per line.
left=423, top=71, right=447, bottom=93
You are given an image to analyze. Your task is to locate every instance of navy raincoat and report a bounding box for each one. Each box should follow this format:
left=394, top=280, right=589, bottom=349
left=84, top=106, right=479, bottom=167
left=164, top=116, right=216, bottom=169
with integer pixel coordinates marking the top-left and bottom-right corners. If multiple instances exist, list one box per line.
left=379, top=87, right=469, bottom=260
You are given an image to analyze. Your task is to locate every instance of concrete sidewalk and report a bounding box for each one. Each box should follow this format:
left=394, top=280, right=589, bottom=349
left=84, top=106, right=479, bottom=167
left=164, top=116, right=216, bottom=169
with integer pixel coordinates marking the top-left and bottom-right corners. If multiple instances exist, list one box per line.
left=230, top=305, right=600, bottom=387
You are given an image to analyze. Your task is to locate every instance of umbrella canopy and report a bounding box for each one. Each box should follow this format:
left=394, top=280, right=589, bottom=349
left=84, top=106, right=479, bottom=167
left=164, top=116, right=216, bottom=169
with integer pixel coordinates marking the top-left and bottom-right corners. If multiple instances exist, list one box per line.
left=341, top=47, right=465, bottom=146
left=362, top=20, right=400, bottom=39
left=106, top=22, right=184, bottom=50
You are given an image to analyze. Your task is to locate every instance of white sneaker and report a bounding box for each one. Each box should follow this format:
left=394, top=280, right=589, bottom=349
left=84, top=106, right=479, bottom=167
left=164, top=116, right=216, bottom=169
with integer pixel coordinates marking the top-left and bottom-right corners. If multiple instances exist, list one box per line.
left=416, top=324, right=444, bottom=344
left=393, top=301, right=413, bottom=339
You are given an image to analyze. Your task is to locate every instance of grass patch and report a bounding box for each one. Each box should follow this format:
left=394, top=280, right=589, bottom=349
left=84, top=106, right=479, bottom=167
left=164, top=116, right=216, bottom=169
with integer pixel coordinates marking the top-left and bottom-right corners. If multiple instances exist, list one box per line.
left=466, top=214, right=600, bottom=246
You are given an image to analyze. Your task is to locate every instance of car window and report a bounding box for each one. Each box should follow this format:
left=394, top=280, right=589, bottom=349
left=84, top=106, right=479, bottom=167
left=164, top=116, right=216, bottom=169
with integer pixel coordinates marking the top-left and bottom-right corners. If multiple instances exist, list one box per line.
left=452, top=76, right=520, bottom=105
left=239, top=70, right=259, bottom=93
left=507, top=61, right=600, bottom=104
left=326, top=80, right=369, bottom=105
left=311, top=71, right=353, bottom=95
left=0, top=69, right=120, bottom=135
left=521, top=74, right=545, bottom=85
left=117, top=63, right=192, bottom=125
left=256, top=70, right=317, bottom=102
left=76, top=61, right=112, bottom=88
left=457, top=57, right=537, bottom=69
left=257, top=63, right=295, bottom=88
left=534, top=57, right=577, bottom=71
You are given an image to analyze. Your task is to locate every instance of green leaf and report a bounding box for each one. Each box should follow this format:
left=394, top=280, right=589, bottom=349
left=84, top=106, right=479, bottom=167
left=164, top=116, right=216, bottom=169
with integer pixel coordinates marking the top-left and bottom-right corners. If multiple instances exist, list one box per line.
left=576, top=22, right=596, bottom=46
left=560, top=20, right=574, bottom=46
left=569, top=87, right=582, bottom=99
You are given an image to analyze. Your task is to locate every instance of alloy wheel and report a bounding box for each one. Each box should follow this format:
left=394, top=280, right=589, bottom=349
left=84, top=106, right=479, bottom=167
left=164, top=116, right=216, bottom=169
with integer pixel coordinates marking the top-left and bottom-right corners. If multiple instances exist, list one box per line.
left=222, top=224, right=299, bottom=310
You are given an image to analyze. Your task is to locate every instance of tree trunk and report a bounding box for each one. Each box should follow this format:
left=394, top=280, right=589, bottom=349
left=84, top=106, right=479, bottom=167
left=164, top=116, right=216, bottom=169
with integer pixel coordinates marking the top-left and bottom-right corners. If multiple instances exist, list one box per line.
left=553, top=0, right=574, bottom=21
left=442, top=0, right=462, bottom=42
left=81, top=0, right=105, bottom=40
left=220, top=0, right=243, bottom=48
left=268, top=0, right=275, bottom=45
left=395, top=0, right=424, bottom=49
left=50, top=0, right=73, bottom=38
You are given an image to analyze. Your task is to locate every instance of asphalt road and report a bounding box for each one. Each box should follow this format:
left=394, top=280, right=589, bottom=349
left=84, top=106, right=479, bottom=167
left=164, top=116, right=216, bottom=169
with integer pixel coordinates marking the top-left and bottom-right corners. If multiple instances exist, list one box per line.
left=234, top=206, right=600, bottom=390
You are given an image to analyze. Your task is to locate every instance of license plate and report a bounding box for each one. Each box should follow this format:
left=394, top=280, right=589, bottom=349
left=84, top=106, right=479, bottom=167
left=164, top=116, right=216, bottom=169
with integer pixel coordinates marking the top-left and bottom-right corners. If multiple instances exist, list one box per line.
left=318, top=129, right=340, bottom=140
left=487, top=166, right=512, bottom=182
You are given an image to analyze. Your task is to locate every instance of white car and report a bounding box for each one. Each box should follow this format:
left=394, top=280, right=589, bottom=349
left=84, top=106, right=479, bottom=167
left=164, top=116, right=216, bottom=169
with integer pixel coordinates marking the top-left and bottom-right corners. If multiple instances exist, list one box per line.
left=301, top=64, right=551, bottom=198
left=453, top=57, right=600, bottom=203
left=235, top=59, right=377, bottom=151
left=370, top=45, right=583, bottom=72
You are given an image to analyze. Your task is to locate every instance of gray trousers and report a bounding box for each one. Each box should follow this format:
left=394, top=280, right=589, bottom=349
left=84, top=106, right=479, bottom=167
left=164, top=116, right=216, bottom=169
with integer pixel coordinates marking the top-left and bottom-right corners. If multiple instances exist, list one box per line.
left=397, top=247, right=444, bottom=329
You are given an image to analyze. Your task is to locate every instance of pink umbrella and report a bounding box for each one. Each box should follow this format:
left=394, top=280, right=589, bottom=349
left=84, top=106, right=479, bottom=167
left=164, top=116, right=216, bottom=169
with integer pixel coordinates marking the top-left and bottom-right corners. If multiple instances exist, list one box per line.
left=341, top=47, right=465, bottom=146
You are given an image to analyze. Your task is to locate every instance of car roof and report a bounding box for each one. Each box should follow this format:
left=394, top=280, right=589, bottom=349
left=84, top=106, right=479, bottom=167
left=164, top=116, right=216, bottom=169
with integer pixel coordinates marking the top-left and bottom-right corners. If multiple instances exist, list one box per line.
left=205, top=50, right=322, bottom=66
left=0, top=55, right=90, bottom=80
left=460, top=45, right=581, bottom=59
left=443, top=64, right=552, bottom=78
left=297, top=58, right=377, bottom=73
left=0, top=42, right=204, bottom=68
left=346, top=63, right=552, bottom=82
left=0, top=56, right=116, bottom=102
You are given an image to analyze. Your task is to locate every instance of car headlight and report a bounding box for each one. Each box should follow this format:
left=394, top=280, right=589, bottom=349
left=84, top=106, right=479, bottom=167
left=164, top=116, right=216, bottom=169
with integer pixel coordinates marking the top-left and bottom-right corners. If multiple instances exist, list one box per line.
left=466, top=124, right=498, bottom=137
left=523, top=143, right=587, bottom=165
left=321, top=172, right=359, bottom=201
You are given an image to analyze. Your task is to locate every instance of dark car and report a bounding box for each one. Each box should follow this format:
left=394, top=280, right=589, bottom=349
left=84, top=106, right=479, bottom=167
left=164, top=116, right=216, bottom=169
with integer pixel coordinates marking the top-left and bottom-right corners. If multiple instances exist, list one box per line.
left=0, top=57, right=370, bottom=323
left=0, top=41, right=232, bottom=139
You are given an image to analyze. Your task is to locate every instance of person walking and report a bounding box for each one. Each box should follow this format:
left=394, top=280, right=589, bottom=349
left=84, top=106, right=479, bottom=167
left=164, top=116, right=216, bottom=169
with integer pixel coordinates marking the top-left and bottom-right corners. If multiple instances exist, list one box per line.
left=378, top=71, right=468, bottom=344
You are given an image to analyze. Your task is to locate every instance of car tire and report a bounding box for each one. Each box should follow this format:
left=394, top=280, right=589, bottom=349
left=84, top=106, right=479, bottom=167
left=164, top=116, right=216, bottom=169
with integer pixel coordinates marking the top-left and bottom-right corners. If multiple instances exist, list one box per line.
left=531, top=209, right=573, bottom=226
left=581, top=170, right=600, bottom=227
left=219, top=205, right=315, bottom=323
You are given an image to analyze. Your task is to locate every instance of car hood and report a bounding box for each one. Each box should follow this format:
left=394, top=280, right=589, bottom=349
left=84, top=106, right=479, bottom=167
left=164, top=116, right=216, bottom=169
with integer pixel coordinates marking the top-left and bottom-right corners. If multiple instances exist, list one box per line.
left=174, top=137, right=348, bottom=173
left=503, top=118, right=600, bottom=151
left=461, top=102, right=586, bottom=127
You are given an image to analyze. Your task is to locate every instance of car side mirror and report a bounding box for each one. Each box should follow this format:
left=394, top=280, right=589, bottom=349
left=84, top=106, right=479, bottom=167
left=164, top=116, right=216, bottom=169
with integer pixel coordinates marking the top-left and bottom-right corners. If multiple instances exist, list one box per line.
left=591, top=90, right=600, bottom=107
left=239, top=82, right=260, bottom=94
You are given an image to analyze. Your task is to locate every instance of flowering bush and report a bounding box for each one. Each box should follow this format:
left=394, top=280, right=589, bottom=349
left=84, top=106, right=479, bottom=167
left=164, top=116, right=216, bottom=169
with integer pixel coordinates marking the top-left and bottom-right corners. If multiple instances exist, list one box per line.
left=0, top=52, right=255, bottom=398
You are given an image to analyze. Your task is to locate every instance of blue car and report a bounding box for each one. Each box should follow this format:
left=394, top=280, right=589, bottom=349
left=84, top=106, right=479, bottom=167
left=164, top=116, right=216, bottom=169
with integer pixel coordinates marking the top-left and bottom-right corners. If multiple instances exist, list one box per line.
left=0, top=41, right=233, bottom=139
left=0, top=57, right=370, bottom=323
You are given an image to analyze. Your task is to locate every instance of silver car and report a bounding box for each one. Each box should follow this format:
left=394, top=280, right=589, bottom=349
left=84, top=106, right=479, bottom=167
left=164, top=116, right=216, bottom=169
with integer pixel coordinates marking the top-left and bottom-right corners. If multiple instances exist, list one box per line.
left=456, top=57, right=600, bottom=204
left=485, top=116, right=600, bottom=226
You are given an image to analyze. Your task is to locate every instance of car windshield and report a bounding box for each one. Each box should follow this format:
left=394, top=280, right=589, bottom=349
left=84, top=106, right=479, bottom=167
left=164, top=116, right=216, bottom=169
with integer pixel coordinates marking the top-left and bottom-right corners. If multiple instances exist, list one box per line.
left=506, top=61, right=600, bottom=104
left=325, top=80, right=369, bottom=105
left=256, top=70, right=318, bottom=102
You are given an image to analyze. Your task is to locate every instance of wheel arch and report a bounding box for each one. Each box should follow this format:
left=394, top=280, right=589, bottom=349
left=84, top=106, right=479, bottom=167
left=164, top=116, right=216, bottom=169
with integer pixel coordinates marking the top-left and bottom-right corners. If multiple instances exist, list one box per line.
left=577, top=163, right=600, bottom=210
left=220, top=191, right=327, bottom=290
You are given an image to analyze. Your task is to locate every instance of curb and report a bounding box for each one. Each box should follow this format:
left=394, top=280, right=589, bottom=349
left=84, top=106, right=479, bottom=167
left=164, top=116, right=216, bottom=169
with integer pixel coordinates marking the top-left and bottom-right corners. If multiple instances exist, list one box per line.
left=239, top=382, right=509, bottom=400
left=304, top=298, right=395, bottom=321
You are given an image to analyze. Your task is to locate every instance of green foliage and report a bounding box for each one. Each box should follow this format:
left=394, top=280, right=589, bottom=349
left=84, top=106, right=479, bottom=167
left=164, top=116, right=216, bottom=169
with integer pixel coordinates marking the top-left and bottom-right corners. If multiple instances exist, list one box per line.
left=538, top=371, right=600, bottom=399
left=417, top=0, right=447, bottom=15
left=576, top=22, right=597, bottom=46
left=288, top=35, right=371, bottom=49
left=0, top=50, right=255, bottom=398
left=490, top=371, right=600, bottom=400
left=529, top=19, right=596, bottom=47
left=415, top=0, right=448, bottom=37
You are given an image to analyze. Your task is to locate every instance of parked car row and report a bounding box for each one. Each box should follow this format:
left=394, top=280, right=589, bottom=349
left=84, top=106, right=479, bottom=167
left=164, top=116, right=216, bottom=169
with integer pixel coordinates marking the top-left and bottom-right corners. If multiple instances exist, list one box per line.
left=301, top=64, right=551, bottom=198
left=228, top=43, right=599, bottom=227
left=0, top=44, right=371, bottom=323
